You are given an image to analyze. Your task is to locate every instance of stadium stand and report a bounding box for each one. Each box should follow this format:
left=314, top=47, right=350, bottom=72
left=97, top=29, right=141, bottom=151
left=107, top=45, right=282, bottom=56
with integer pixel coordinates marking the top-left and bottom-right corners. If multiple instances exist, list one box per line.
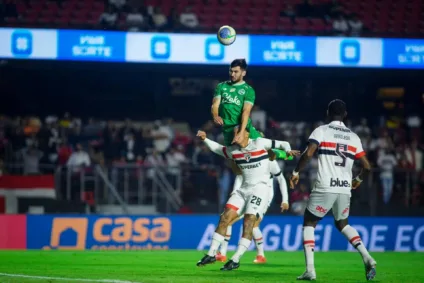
left=1, top=0, right=424, bottom=37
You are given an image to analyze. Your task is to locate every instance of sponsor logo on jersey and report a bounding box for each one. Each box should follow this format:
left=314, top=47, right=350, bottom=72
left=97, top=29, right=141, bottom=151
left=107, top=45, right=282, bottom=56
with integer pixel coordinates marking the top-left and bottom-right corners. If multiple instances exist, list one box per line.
left=239, top=163, right=261, bottom=170
left=222, top=93, right=241, bottom=106
left=315, top=205, right=328, bottom=214
left=330, top=178, right=350, bottom=187
left=238, top=89, right=246, bottom=95
left=230, top=88, right=235, bottom=92
left=244, top=153, right=251, bottom=161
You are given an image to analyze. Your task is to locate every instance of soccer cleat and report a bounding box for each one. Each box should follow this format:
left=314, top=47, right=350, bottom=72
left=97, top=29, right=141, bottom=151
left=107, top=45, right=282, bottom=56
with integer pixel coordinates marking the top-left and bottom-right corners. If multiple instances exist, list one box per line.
left=220, top=260, right=240, bottom=271
left=196, top=255, right=216, bottom=267
left=253, top=255, right=267, bottom=264
left=216, top=252, right=227, bottom=262
left=364, top=258, right=377, bottom=281
left=297, top=270, right=317, bottom=281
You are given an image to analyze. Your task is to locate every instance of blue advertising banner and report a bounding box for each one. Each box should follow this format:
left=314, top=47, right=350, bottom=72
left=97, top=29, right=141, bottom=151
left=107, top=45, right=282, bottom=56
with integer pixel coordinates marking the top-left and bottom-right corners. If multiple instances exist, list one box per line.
left=3, top=27, right=424, bottom=69
left=26, top=215, right=424, bottom=252
left=384, top=39, right=424, bottom=68
left=57, top=30, right=126, bottom=62
left=249, top=35, right=316, bottom=66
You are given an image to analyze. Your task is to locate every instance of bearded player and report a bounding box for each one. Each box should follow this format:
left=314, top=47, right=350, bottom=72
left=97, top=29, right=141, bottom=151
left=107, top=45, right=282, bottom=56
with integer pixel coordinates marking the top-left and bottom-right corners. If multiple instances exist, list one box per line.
left=216, top=150, right=290, bottom=264
left=211, top=59, right=290, bottom=165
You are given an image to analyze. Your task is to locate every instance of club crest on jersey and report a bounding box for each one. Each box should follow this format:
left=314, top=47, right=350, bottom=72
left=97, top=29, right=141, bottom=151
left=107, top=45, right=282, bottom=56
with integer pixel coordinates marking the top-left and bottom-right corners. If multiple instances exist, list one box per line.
left=238, top=89, right=246, bottom=95
left=244, top=153, right=251, bottom=161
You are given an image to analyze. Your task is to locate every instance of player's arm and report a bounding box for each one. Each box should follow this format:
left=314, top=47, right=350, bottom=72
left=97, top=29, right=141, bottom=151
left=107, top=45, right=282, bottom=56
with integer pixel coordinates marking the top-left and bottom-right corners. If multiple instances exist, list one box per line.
left=352, top=154, right=371, bottom=189
left=259, top=138, right=299, bottom=156
left=289, top=142, right=318, bottom=189
left=270, top=160, right=289, bottom=212
left=211, top=84, right=223, bottom=125
left=196, top=130, right=230, bottom=158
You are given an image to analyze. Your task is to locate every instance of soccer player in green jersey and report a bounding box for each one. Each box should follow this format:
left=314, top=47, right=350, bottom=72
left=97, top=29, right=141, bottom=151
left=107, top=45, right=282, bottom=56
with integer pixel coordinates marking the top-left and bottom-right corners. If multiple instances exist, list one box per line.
left=211, top=58, right=260, bottom=146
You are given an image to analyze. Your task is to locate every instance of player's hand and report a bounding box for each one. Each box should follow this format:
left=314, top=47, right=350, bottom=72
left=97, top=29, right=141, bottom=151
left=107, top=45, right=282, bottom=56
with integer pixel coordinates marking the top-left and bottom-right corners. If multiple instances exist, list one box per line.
left=352, top=179, right=361, bottom=189
left=232, top=130, right=245, bottom=144
left=281, top=202, right=289, bottom=213
left=289, top=174, right=299, bottom=189
left=213, top=116, right=224, bottom=126
left=196, top=130, right=207, bottom=141
left=287, top=150, right=301, bottom=157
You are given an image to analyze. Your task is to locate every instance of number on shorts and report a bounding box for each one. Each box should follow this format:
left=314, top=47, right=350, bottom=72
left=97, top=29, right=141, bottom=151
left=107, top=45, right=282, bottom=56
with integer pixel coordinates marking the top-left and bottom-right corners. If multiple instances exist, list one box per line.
left=250, top=196, right=262, bottom=206
left=335, top=143, right=348, bottom=167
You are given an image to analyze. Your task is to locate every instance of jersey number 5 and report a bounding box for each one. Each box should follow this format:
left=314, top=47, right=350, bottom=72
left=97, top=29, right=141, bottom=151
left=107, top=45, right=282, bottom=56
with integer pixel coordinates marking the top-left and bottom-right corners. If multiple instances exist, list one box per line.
left=335, top=143, right=348, bottom=167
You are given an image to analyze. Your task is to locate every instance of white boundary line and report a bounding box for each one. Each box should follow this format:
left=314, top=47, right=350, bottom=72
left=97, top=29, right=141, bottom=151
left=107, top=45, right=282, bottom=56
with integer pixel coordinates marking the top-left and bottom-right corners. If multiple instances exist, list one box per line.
left=0, top=273, right=143, bottom=283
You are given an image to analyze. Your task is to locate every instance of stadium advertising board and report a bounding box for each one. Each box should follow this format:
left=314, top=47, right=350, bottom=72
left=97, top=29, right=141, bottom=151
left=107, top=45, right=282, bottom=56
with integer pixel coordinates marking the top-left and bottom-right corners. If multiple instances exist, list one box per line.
left=126, top=33, right=249, bottom=64
left=26, top=215, right=424, bottom=251
left=249, top=35, right=316, bottom=66
left=383, top=38, right=424, bottom=68
left=0, top=27, right=424, bottom=69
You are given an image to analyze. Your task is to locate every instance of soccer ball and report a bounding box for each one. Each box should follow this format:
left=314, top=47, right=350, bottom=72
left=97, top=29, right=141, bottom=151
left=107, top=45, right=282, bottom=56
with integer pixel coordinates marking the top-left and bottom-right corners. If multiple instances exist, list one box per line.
left=217, top=25, right=236, bottom=46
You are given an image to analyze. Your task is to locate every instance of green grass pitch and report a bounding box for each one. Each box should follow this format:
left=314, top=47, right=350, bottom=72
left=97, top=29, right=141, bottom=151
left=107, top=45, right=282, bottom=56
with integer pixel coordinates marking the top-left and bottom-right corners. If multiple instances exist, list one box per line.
left=0, top=251, right=423, bottom=283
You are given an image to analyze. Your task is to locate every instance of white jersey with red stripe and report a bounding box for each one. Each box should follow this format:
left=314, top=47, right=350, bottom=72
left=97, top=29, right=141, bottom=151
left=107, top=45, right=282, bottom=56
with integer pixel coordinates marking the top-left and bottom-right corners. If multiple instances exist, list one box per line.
left=308, top=121, right=365, bottom=196
left=203, top=137, right=291, bottom=190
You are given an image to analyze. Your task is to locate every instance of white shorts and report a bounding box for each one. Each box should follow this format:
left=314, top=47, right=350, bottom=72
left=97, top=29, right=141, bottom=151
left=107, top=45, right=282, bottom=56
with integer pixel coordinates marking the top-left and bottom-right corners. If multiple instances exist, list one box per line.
left=226, top=185, right=270, bottom=219
left=306, top=191, right=351, bottom=221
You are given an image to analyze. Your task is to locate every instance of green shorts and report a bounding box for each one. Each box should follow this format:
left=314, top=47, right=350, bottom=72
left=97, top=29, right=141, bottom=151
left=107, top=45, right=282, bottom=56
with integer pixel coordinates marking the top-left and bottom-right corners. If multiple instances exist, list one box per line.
left=223, top=124, right=262, bottom=146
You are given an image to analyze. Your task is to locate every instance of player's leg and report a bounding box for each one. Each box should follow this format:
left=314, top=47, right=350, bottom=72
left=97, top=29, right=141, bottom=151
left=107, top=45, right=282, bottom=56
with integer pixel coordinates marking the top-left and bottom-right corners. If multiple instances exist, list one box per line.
left=333, top=194, right=376, bottom=280
left=221, top=188, right=269, bottom=271
left=252, top=217, right=266, bottom=264
left=217, top=214, right=243, bottom=262
left=196, top=192, right=242, bottom=266
left=297, top=192, right=336, bottom=281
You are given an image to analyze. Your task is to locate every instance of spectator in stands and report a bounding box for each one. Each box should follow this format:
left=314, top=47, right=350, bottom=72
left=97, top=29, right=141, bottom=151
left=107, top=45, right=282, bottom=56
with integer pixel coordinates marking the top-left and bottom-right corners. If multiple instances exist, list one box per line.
left=324, top=0, right=343, bottom=20
left=193, top=143, right=214, bottom=169
left=251, top=105, right=267, bottom=133
left=332, top=14, right=349, bottom=35
left=66, top=143, right=91, bottom=170
left=168, top=8, right=180, bottom=31
left=126, top=6, right=147, bottom=31
left=99, top=5, right=118, bottom=30
left=405, top=140, right=423, bottom=173
left=121, top=132, right=143, bottom=163
left=290, top=183, right=310, bottom=215
left=348, top=14, right=363, bottom=37
left=378, top=149, right=398, bottom=204
left=21, top=145, right=43, bottom=175
left=151, top=7, right=167, bottom=31
left=145, top=148, right=166, bottom=179
left=166, top=145, right=188, bottom=188
left=281, top=4, right=296, bottom=23
left=109, top=0, right=126, bottom=11
left=354, top=118, right=371, bottom=139
left=151, top=120, right=173, bottom=154
left=179, top=6, right=199, bottom=31
left=57, top=139, right=72, bottom=165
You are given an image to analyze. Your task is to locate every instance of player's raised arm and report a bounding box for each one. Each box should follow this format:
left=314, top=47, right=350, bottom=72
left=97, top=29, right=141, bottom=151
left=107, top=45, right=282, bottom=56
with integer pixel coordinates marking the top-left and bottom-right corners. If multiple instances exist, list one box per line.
left=211, top=84, right=223, bottom=126
left=196, top=130, right=230, bottom=159
left=258, top=138, right=299, bottom=156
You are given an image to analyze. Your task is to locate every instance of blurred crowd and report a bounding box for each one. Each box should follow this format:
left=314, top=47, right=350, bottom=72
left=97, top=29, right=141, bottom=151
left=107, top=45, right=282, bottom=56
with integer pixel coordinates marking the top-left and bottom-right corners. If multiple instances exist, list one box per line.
left=0, top=107, right=422, bottom=213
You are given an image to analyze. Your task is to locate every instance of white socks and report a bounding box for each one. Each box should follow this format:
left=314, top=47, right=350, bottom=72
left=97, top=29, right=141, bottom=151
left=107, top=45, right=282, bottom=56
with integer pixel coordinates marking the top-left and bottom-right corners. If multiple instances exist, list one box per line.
left=253, top=227, right=264, bottom=257
left=341, top=225, right=371, bottom=261
left=303, top=226, right=315, bottom=272
left=231, top=238, right=251, bottom=263
left=219, top=226, right=232, bottom=256
left=207, top=232, right=225, bottom=257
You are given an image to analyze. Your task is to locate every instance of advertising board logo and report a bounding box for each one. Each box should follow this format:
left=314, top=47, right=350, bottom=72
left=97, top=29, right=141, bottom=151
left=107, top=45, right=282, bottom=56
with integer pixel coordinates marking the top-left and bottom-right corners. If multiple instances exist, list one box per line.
left=45, top=218, right=88, bottom=250
left=340, top=40, right=360, bottom=64
left=205, top=38, right=224, bottom=60
left=151, top=36, right=170, bottom=59
left=11, top=30, right=33, bottom=56
left=43, top=217, right=171, bottom=250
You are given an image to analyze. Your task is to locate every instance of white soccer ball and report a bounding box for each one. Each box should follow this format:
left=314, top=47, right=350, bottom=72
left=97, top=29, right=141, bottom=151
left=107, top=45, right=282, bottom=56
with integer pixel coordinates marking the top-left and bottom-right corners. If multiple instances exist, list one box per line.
left=217, top=25, right=236, bottom=46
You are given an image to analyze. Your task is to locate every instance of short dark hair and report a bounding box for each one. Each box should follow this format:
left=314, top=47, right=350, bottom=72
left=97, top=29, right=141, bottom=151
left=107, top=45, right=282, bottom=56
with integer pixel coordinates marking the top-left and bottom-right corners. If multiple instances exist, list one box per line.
left=230, top=58, right=247, bottom=70
left=328, top=99, right=347, bottom=117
